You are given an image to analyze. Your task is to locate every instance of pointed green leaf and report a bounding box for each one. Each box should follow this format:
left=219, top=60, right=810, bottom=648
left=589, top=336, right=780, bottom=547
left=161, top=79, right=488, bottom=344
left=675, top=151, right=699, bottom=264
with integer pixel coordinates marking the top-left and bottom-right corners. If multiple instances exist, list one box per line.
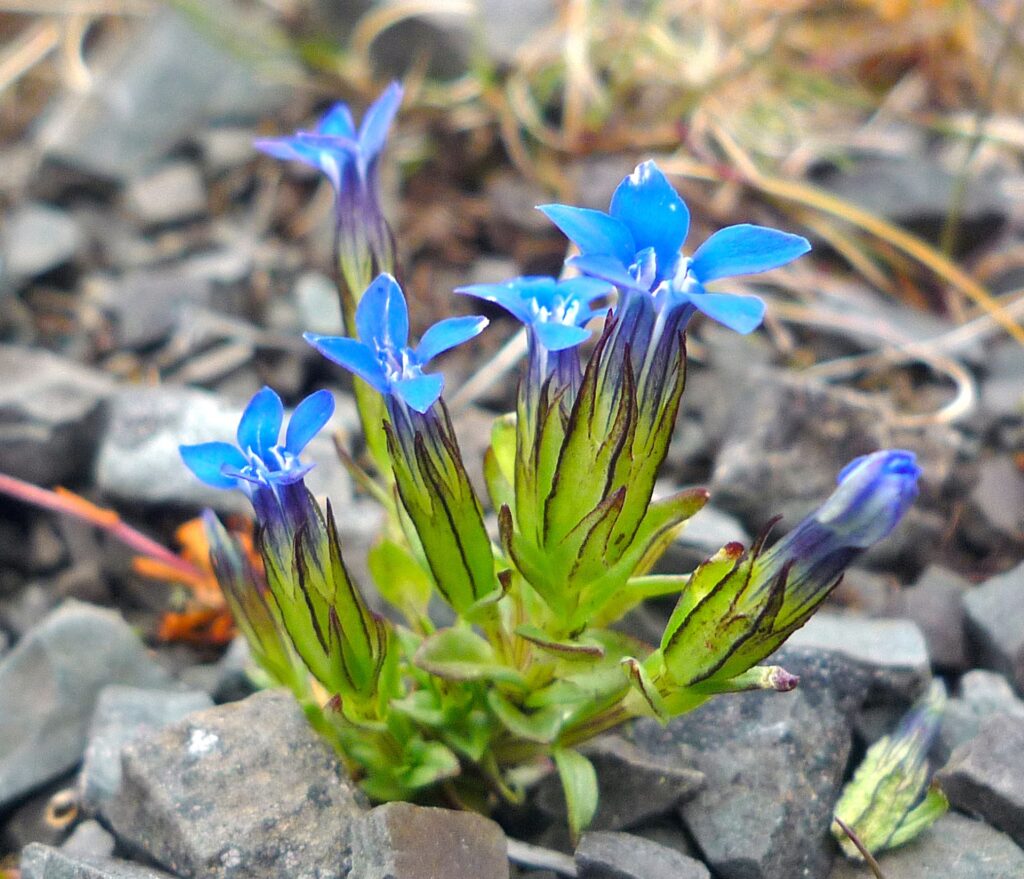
left=368, top=537, right=433, bottom=613
left=553, top=747, right=599, bottom=842
left=515, top=624, right=605, bottom=661
left=414, top=627, right=526, bottom=689
left=487, top=690, right=570, bottom=743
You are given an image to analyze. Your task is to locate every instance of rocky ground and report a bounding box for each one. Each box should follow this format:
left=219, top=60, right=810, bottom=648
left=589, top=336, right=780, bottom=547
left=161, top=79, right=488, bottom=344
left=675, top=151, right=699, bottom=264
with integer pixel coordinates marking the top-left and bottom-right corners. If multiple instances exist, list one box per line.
left=2, top=4, right=1024, bottom=879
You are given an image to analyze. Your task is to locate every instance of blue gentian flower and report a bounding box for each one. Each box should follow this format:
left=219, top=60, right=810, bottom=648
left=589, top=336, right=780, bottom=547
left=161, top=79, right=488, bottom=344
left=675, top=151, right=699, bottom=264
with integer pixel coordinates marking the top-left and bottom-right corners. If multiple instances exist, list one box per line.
left=756, top=449, right=921, bottom=614
left=455, top=276, right=612, bottom=351
left=305, top=273, right=488, bottom=414
left=539, top=160, right=810, bottom=334
left=180, top=386, right=334, bottom=492
left=254, top=82, right=403, bottom=191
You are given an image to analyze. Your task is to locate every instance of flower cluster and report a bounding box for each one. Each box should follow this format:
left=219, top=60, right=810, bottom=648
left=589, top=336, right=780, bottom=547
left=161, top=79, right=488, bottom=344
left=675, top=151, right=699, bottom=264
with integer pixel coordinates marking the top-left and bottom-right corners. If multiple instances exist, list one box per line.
left=181, top=86, right=923, bottom=833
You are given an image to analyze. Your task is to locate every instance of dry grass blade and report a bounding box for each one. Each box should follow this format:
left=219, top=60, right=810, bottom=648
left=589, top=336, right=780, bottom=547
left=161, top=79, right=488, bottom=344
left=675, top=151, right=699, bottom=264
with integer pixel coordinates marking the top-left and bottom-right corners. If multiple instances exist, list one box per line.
left=0, top=18, right=60, bottom=93
left=833, top=816, right=889, bottom=879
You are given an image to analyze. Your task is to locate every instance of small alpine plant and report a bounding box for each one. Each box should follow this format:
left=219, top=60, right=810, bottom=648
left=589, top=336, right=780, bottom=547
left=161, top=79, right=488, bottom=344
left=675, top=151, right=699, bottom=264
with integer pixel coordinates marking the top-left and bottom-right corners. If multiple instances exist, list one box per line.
left=182, top=85, right=922, bottom=833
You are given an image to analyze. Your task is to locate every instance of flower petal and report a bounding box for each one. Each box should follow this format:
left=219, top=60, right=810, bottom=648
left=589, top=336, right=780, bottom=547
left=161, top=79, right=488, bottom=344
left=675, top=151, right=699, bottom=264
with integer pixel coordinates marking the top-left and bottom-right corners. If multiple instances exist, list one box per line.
left=609, top=160, right=690, bottom=280
left=558, top=276, right=615, bottom=308
left=690, top=224, right=811, bottom=283
left=690, top=291, right=766, bottom=334
left=284, top=389, right=336, bottom=456
left=358, top=81, right=404, bottom=162
left=455, top=282, right=534, bottom=325
left=356, top=273, right=408, bottom=349
left=568, top=253, right=646, bottom=291
left=237, top=387, right=284, bottom=456
left=253, top=137, right=320, bottom=167
left=180, top=442, right=247, bottom=490
left=393, top=373, right=445, bottom=413
left=304, top=334, right=389, bottom=393
left=537, top=204, right=635, bottom=268
left=532, top=321, right=591, bottom=352
left=415, top=315, right=489, bottom=364
left=317, top=102, right=356, bottom=138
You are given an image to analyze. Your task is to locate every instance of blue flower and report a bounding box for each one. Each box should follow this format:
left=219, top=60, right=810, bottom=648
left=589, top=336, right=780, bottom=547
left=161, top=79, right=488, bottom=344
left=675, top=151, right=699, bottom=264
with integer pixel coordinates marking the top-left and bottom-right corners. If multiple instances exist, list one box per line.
left=539, top=160, right=811, bottom=334
left=180, top=387, right=335, bottom=492
left=455, top=275, right=612, bottom=351
left=305, top=273, right=488, bottom=414
left=254, top=82, right=403, bottom=190
left=756, top=449, right=921, bottom=613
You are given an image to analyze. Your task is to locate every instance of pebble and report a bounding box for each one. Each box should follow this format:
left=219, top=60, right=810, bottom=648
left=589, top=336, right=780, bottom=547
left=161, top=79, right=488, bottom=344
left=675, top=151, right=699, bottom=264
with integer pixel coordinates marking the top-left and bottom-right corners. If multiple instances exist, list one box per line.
left=20, top=843, right=177, bottom=879
left=575, top=831, right=710, bottom=879
left=784, top=613, right=931, bottom=701
left=971, top=456, right=1024, bottom=536
left=294, top=271, right=343, bottom=336
left=0, top=344, right=113, bottom=485
left=60, top=821, right=116, bottom=859
left=79, top=685, right=213, bottom=813
left=963, top=561, right=1024, bottom=692
left=624, top=648, right=869, bottom=879
left=350, top=801, right=508, bottom=879
left=123, top=161, right=206, bottom=226
left=828, top=813, right=1024, bottom=879
left=1, top=202, right=82, bottom=281
left=103, top=690, right=367, bottom=879
left=886, top=565, right=970, bottom=670
left=936, top=670, right=1024, bottom=762
left=937, top=713, right=1024, bottom=847
left=0, top=602, right=172, bottom=810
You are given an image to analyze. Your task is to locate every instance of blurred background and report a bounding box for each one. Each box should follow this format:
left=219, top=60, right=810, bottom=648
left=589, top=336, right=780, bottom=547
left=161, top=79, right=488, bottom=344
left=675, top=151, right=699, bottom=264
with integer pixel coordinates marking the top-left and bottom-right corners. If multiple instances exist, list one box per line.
left=0, top=0, right=1024, bottom=870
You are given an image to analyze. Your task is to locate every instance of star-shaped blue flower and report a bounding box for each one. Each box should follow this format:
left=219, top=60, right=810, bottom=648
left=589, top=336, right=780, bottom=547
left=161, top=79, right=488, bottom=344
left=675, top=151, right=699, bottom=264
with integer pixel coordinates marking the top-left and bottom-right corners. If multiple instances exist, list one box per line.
left=455, top=275, right=612, bottom=351
left=539, top=160, right=811, bottom=334
left=306, top=273, right=488, bottom=414
left=180, top=387, right=335, bottom=491
left=254, top=82, right=403, bottom=189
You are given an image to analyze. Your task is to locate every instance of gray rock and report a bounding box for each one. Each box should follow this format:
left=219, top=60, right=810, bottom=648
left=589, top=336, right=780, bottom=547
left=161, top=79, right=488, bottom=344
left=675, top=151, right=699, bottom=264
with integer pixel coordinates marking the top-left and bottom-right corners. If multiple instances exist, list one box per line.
left=124, top=162, right=207, bottom=226
left=828, top=813, right=1024, bottom=879
left=93, top=269, right=213, bottom=349
left=576, top=831, right=710, bottom=879
left=35, top=7, right=295, bottom=181
left=476, top=0, right=556, bottom=64
left=103, top=690, right=367, bottom=878
left=784, top=613, right=931, bottom=701
left=61, top=821, right=116, bottom=859
left=972, top=456, right=1024, bottom=535
left=196, top=127, right=257, bottom=174
left=0, top=344, right=113, bottom=484
left=1, top=202, right=82, bottom=280
left=818, top=157, right=1008, bottom=233
left=535, top=734, right=704, bottom=832
left=661, top=501, right=750, bottom=573
left=964, top=562, right=1024, bottom=692
left=937, top=670, right=1024, bottom=762
left=350, top=801, right=508, bottom=879
left=94, top=386, right=353, bottom=514
left=0, top=583, right=57, bottom=639
left=625, top=648, right=869, bottom=879
left=709, top=372, right=957, bottom=564
left=20, top=843, right=176, bottom=879
left=0, top=602, right=172, bottom=810
left=886, top=566, right=970, bottom=670
left=982, top=342, right=1024, bottom=419
left=937, top=714, right=1024, bottom=846
left=80, top=685, right=213, bottom=813
left=294, top=271, right=343, bottom=336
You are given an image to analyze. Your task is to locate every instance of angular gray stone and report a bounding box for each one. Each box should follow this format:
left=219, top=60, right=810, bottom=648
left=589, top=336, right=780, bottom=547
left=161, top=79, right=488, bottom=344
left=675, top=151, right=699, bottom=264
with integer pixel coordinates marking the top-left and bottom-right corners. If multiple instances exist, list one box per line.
left=937, top=670, right=1024, bottom=762
left=784, top=613, right=931, bottom=701
left=536, top=734, right=704, bottom=832
left=659, top=502, right=750, bottom=573
left=964, top=562, right=1024, bottom=692
left=61, top=821, right=116, bottom=859
left=124, top=161, right=206, bottom=226
left=937, top=714, right=1024, bottom=847
left=0, top=344, right=113, bottom=484
left=576, top=831, right=709, bottom=879
left=1, top=202, right=82, bottom=280
left=103, top=689, right=367, bottom=878
left=887, top=565, right=970, bottom=670
left=20, top=843, right=176, bottom=879
left=35, top=8, right=295, bottom=180
left=80, top=685, right=213, bottom=813
left=0, top=602, right=172, bottom=809
left=94, top=386, right=353, bottom=514
left=625, top=648, right=869, bottom=879
left=350, top=801, right=508, bottom=879
left=828, top=813, right=1024, bottom=879
left=972, top=456, right=1024, bottom=535
left=982, top=341, right=1024, bottom=419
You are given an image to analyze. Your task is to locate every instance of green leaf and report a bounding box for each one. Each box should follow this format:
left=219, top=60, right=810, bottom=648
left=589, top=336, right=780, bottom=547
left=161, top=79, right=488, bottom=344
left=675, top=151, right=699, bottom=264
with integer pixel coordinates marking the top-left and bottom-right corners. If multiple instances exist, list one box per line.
left=886, top=784, right=948, bottom=848
left=514, top=624, right=605, bottom=661
left=414, top=627, right=526, bottom=689
left=368, top=537, right=433, bottom=613
left=487, top=690, right=570, bottom=743
left=553, top=747, right=599, bottom=842
left=621, top=656, right=668, bottom=722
